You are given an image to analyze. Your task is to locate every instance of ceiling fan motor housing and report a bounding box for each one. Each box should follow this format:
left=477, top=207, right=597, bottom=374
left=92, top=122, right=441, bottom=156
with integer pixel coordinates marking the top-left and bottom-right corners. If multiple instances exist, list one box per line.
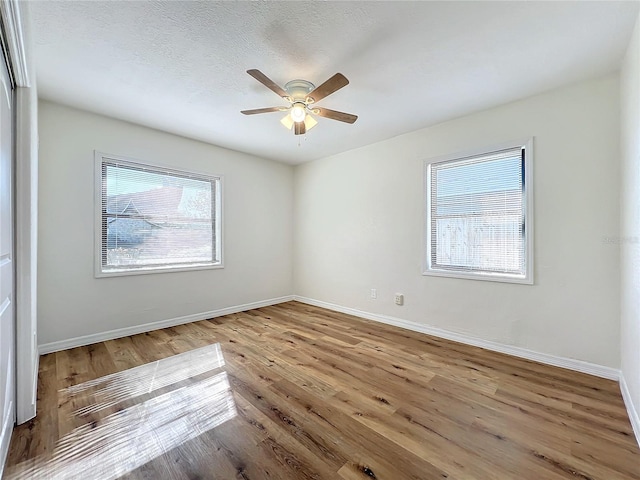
left=284, top=79, right=315, bottom=103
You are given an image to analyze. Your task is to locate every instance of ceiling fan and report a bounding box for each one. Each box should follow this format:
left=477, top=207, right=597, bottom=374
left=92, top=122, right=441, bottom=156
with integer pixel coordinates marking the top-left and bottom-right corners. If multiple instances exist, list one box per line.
left=241, top=69, right=358, bottom=135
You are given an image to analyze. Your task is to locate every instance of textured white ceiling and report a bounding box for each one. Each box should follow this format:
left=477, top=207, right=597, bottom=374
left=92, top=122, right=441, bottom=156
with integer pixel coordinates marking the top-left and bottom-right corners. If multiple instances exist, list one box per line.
left=30, top=1, right=639, bottom=164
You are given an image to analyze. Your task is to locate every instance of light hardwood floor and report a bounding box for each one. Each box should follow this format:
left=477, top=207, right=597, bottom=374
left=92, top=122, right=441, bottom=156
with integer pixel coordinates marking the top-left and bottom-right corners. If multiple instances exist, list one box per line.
left=5, top=301, right=640, bottom=479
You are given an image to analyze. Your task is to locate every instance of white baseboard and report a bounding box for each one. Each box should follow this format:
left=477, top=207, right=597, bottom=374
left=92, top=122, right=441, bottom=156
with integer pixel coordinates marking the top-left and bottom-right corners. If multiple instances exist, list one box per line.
left=38, top=295, right=295, bottom=355
left=620, top=373, right=640, bottom=448
left=0, top=400, right=13, bottom=479
left=293, top=296, right=620, bottom=381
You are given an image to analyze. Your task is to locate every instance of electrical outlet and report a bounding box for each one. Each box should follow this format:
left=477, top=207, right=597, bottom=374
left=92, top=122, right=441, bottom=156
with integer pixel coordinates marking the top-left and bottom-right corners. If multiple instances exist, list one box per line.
left=394, top=293, right=404, bottom=306
left=370, top=288, right=377, bottom=299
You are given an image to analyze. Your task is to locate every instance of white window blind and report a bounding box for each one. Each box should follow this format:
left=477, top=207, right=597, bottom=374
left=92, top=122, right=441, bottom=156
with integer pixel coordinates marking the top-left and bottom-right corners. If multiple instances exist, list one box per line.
left=96, top=155, right=221, bottom=276
left=427, top=145, right=530, bottom=281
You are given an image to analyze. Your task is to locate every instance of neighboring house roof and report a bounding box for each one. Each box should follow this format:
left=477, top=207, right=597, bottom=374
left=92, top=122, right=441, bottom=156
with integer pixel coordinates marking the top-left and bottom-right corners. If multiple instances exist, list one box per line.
left=107, top=186, right=183, bottom=217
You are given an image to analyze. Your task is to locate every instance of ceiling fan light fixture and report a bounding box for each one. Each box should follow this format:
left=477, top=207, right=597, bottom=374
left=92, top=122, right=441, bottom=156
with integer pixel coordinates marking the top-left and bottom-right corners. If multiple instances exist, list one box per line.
left=281, top=113, right=317, bottom=133
left=280, top=113, right=294, bottom=130
left=304, top=114, right=317, bottom=131
left=291, top=103, right=306, bottom=123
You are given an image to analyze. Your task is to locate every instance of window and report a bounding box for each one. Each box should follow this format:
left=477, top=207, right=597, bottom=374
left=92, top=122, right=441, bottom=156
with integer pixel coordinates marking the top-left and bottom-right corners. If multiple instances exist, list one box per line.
left=424, top=139, right=533, bottom=284
left=95, top=152, right=222, bottom=277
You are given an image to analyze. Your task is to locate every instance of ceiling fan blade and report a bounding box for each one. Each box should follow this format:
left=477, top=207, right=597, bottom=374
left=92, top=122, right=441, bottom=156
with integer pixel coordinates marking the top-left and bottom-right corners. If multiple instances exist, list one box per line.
left=247, top=69, right=288, bottom=98
left=241, top=107, right=285, bottom=115
left=313, top=107, right=358, bottom=124
left=294, top=121, right=306, bottom=135
left=306, top=73, right=349, bottom=103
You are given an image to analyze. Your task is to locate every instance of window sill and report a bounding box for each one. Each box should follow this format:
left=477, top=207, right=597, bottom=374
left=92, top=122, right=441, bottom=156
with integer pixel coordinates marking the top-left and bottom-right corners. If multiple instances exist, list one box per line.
left=96, top=262, right=224, bottom=278
left=422, top=268, right=533, bottom=285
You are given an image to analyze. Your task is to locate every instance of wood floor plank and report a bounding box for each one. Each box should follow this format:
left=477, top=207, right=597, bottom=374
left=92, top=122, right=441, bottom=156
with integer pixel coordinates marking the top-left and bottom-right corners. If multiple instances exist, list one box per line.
left=6, top=301, right=639, bottom=479
left=332, top=389, right=518, bottom=479
left=103, top=336, right=146, bottom=371
left=235, top=392, right=341, bottom=479
left=5, top=353, right=58, bottom=464
left=269, top=378, right=451, bottom=480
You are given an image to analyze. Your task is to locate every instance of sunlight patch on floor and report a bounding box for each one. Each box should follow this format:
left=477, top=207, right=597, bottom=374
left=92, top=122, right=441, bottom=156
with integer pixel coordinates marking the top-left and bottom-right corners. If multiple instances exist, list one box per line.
left=7, top=343, right=236, bottom=480
left=66, top=342, right=226, bottom=415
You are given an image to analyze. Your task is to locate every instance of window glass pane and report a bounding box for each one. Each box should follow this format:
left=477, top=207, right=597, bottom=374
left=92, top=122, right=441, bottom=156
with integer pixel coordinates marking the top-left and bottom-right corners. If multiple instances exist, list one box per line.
left=100, top=160, right=219, bottom=273
left=434, top=214, right=523, bottom=272
left=429, top=147, right=526, bottom=278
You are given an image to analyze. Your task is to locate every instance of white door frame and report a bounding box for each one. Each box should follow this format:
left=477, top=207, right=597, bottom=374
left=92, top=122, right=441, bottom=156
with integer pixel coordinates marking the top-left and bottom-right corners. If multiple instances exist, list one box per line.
left=0, top=0, right=38, bottom=425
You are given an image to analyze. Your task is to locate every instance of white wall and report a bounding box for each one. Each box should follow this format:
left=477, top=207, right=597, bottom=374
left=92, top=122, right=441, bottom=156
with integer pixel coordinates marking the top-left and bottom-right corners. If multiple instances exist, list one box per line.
left=38, top=101, right=293, bottom=346
left=620, top=11, right=640, bottom=438
left=294, top=75, right=621, bottom=368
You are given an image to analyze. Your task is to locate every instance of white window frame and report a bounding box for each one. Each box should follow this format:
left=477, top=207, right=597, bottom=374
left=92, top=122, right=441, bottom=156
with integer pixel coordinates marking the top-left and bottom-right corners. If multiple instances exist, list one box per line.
left=94, top=151, right=224, bottom=278
left=423, top=138, right=534, bottom=284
